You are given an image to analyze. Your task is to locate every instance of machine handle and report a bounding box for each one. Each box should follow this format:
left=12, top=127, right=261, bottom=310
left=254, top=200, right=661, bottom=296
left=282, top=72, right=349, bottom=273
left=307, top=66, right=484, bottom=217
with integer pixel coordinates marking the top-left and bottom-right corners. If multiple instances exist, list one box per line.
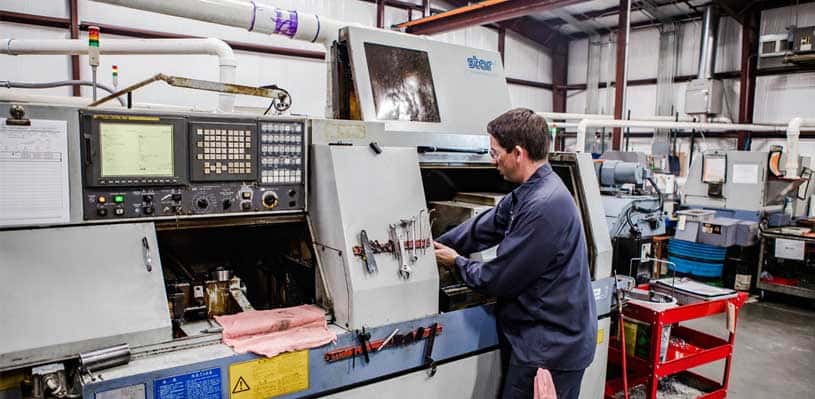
left=416, top=146, right=488, bottom=155
left=84, top=136, right=93, bottom=166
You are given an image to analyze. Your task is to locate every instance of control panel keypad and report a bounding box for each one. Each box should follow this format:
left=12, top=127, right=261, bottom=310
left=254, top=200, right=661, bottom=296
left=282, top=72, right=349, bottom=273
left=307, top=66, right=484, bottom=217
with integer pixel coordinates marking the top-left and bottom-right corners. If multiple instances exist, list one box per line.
left=190, top=123, right=257, bottom=182
left=259, top=122, right=305, bottom=185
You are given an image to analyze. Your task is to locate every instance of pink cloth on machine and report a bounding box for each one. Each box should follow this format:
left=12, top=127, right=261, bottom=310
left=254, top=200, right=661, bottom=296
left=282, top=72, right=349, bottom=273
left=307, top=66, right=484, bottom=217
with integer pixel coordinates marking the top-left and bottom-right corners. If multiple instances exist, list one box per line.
left=534, top=368, right=557, bottom=399
left=215, top=304, right=336, bottom=357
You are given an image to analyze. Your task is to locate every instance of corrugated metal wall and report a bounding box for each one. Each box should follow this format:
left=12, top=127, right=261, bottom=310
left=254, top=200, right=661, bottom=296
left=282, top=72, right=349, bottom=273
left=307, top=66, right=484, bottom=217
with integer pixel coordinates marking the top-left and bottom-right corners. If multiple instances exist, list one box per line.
left=563, top=4, right=815, bottom=161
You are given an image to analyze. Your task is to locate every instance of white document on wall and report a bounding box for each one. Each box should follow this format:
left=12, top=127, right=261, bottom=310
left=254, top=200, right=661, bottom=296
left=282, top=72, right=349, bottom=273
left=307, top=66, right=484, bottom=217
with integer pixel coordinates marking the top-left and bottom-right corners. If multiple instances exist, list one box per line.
left=775, top=238, right=806, bottom=261
left=0, top=118, right=70, bottom=226
left=732, top=163, right=759, bottom=184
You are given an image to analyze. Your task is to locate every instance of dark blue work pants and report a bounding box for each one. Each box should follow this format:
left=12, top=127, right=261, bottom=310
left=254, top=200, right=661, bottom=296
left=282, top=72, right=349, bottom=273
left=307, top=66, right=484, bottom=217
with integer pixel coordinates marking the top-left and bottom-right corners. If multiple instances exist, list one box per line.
left=499, top=339, right=586, bottom=399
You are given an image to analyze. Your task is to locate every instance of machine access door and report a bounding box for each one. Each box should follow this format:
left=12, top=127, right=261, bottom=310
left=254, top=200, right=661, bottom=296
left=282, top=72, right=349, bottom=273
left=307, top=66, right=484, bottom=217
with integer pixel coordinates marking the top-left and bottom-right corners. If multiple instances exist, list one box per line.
left=0, top=223, right=171, bottom=371
left=310, top=144, right=439, bottom=330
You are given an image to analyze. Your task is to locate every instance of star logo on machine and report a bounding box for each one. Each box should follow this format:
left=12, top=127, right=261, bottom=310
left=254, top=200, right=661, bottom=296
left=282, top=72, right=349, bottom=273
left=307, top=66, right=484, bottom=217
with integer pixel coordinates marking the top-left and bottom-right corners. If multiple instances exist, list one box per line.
left=232, top=376, right=251, bottom=394
left=466, top=55, right=495, bottom=73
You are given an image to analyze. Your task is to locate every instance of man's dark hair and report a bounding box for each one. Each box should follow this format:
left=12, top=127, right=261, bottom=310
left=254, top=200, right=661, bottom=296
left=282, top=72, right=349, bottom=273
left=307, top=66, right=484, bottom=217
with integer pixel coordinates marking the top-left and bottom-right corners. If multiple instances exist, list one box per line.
left=487, top=108, right=550, bottom=161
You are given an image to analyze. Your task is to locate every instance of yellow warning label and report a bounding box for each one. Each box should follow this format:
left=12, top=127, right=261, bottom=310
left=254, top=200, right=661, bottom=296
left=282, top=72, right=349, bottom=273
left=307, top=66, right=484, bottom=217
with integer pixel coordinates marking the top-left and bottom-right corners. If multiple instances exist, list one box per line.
left=597, top=328, right=605, bottom=344
left=229, top=350, right=309, bottom=399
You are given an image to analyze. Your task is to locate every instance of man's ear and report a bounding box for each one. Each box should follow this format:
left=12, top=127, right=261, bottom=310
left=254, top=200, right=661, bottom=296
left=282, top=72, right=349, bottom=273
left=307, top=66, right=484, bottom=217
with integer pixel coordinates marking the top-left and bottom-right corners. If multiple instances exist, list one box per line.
left=514, top=145, right=525, bottom=160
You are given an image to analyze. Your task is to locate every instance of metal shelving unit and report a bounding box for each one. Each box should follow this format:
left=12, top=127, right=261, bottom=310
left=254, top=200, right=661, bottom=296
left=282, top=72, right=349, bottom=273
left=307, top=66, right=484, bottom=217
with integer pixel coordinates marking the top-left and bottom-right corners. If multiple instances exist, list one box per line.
left=757, top=229, right=815, bottom=300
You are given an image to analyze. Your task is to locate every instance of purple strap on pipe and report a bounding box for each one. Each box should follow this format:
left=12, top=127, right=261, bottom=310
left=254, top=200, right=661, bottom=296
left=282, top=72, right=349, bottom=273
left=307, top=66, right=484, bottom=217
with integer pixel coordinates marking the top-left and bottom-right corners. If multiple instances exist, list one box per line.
left=248, top=0, right=257, bottom=32
left=273, top=9, right=298, bottom=38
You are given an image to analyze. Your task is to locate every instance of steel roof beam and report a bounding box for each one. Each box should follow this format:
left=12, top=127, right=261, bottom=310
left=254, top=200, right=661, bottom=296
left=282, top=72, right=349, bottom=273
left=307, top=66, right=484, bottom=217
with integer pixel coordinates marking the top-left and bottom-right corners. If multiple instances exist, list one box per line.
left=422, top=0, right=574, bottom=53
left=395, top=0, right=587, bottom=36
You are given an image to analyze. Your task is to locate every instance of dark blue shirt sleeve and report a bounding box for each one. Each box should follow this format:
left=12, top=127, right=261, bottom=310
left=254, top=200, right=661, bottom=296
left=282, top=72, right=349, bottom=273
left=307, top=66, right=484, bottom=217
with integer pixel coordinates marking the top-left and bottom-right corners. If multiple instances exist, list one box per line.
left=436, top=196, right=512, bottom=255
left=453, top=205, right=560, bottom=298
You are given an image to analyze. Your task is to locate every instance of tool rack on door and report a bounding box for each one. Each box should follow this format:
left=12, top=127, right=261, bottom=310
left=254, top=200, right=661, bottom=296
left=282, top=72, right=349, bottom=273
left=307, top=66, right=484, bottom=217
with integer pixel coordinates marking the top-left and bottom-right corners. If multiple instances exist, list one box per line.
left=605, top=287, right=748, bottom=399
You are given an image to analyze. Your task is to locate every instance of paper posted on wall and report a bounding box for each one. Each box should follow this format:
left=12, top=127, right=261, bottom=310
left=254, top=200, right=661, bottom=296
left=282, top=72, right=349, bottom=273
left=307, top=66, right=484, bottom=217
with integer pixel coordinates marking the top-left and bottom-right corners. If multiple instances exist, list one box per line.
left=0, top=118, right=70, bottom=227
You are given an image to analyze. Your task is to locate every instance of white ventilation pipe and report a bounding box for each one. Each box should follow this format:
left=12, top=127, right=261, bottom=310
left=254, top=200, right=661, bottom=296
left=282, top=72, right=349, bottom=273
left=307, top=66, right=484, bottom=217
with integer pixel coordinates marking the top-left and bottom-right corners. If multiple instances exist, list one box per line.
left=785, top=118, right=815, bottom=178
left=91, top=0, right=342, bottom=45
left=536, top=111, right=700, bottom=123
left=2, top=38, right=237, bottom=112
left=537, top=112, right=614, bottom=121
left=549, top=122, right=579, bottom=129
left=575, top=119, right=784, bottom=154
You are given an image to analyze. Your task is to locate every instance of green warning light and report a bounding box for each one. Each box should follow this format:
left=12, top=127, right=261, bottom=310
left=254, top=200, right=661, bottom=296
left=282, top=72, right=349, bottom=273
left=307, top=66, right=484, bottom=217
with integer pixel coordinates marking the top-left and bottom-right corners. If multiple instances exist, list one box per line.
left=114, top=195, right=125, bottom=203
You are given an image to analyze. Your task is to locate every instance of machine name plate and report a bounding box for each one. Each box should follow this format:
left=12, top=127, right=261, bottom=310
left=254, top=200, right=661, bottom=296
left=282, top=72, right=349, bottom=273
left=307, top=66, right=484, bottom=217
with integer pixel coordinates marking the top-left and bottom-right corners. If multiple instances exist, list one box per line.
left=154, top=368, right=221, bottom=399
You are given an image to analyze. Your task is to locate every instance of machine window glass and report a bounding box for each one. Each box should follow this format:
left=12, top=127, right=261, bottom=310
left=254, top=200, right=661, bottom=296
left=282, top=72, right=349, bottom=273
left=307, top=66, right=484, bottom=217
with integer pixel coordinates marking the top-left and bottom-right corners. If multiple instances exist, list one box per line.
left=363, top=42, right=441, bottom=123
left=702, top=154, right=727, bottom=184
left=100, top=122, right=174, bottom=177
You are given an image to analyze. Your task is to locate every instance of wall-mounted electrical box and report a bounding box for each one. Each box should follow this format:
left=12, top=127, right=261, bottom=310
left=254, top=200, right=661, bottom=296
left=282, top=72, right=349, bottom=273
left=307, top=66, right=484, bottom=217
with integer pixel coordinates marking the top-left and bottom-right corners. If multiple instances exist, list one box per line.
left=685, top=79, right=723, bottom=117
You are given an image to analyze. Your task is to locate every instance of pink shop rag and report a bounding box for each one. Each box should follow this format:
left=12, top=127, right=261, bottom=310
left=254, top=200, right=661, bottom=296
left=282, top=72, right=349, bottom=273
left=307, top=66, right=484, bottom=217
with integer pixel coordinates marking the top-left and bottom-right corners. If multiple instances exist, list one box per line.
left=215, top=304, right=336, bottom=358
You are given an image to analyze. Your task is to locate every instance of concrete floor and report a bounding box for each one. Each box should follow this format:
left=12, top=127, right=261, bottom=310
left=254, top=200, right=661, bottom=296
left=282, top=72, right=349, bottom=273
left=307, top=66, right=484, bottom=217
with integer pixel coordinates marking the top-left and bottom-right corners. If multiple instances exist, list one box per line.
left=683, top=298, right=815, bottom=398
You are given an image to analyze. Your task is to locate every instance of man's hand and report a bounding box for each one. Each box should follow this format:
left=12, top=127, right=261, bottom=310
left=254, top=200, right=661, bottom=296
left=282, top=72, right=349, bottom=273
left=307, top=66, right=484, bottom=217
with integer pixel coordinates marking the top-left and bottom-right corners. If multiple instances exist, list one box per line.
left=434, top=241, right=460, bottom=270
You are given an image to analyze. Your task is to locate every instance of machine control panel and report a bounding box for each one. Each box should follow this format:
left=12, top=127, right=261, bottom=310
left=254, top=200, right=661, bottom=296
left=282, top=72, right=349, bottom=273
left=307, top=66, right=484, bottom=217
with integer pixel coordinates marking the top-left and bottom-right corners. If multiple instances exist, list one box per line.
left=80, top=111, right=306, bottom=221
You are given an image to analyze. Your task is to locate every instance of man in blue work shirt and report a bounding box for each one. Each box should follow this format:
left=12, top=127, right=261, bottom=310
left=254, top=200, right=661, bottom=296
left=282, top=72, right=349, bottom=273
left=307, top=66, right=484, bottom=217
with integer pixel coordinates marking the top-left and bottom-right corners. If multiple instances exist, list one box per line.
left=434, top=108, right=596, bottom=399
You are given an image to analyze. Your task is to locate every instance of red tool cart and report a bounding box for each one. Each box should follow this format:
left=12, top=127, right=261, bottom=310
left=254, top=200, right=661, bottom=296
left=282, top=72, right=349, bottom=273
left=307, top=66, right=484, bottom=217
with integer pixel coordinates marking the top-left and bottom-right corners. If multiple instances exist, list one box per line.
left=605, top=287, right=748, bottom=399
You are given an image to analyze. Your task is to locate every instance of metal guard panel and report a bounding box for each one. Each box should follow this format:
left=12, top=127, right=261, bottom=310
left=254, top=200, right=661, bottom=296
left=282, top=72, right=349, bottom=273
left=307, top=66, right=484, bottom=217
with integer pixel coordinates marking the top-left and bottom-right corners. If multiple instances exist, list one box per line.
left=0, top=222, right=171, bottom=371
left=82, top=305, right=500, bottom=398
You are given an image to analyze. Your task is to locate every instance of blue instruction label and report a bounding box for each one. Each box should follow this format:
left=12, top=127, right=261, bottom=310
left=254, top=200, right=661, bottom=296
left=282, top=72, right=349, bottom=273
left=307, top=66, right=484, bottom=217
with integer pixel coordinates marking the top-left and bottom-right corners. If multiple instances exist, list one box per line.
left=154, top=368, right=221, bottom=399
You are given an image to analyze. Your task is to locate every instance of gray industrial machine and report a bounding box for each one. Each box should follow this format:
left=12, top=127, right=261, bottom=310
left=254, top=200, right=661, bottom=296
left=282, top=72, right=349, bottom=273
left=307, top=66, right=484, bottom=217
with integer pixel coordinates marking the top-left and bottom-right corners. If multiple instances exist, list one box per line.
left=595, top=158, right=665, bottom=281
left=674, top=149, right=813, bottom=288
left=683, top=150, right=813, bottom=223
left=596, top=159, right=665, bottom=239
left=1, top=24, right=614, bottom=399
left=1, top=102, right=318, bottom=399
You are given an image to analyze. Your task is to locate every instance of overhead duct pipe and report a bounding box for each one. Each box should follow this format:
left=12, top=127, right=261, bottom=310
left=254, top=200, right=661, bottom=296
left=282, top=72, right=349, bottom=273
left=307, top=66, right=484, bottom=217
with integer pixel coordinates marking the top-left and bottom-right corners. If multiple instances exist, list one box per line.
left=697, top=5, right=719, bottom=80
left=785, top=118, right=815, bottom=178
left=91, top=0, right=342, bottom=46
left=685, top=5, right=723, bottom=123
left=2, top=38, right=237, bottom=112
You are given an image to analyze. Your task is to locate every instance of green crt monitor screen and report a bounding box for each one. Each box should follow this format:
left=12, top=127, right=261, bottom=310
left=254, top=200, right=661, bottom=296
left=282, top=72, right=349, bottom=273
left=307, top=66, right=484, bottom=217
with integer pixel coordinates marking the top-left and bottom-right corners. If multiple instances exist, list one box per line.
left=99, top=122, right=175, bottom=177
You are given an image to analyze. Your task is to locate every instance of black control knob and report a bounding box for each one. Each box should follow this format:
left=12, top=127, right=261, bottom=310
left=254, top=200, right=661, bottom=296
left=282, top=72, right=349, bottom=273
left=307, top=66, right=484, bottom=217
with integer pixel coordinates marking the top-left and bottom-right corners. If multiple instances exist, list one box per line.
left=240, top=200, right=252, bottom=211
left=97, top=208, right=108, bottom=217
left=222, top=199, right=233, bottom=210
left=262, top=192, right=279, bottom=209
left=144, top=205, right=155, bottom=215
left=114, top=207, right=125, bottom=216
left=196, top=198, right=209, bottom=209
left=171, top=193, right=183, bottom=202
left=288, top=189, right=297, bottom=198
left=142, top=194, right=154, bottom=203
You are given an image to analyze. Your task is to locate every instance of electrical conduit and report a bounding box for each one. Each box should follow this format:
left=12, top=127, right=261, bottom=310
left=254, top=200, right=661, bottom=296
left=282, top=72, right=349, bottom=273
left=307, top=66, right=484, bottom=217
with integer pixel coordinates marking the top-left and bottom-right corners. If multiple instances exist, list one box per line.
left=2, top=80, right=125, bottom=105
